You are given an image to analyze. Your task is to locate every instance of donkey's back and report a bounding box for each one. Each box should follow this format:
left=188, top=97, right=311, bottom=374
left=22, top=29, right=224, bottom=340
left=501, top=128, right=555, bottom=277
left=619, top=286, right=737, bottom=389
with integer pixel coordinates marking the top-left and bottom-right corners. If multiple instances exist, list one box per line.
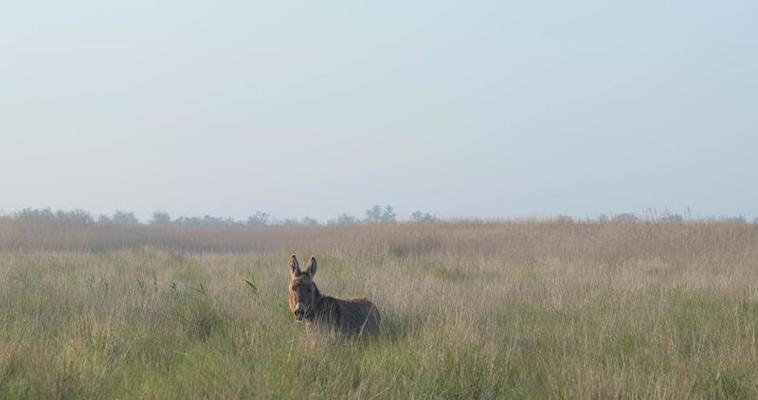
left=321, top=295, right=381, bottom=335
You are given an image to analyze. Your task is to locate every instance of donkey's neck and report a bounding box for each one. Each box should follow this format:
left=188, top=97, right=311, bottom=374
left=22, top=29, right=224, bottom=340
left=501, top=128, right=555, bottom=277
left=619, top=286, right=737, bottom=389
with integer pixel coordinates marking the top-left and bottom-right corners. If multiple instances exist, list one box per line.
left=312, top=283, right=322, bottom=302
left=308, top=285, right=338, bottom=324
left=304, top=283, right=324, bottom=321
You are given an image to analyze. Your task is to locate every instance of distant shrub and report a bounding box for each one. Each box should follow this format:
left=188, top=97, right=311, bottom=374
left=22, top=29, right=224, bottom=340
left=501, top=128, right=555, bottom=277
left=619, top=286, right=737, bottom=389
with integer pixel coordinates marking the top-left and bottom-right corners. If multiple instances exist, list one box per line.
left=282, top=218, right=300, bottom=226
left=613, top=213, right=638, bottom=223
left=112, top=211, right=139, bottom=225
left=328, top=213, right=358, bottom=225
left=301, top=217, right=319, bottom=226
left=365, top=205, right=396, bottom=224
left=246, top=211, right=270, bottom=226
left=14, top=208, right=55, bottom=221
left=410, top=210, right=437, bottom=223
left=14, top=208, right=93, bottom=224
left=151, top=211, right=172, bottom=225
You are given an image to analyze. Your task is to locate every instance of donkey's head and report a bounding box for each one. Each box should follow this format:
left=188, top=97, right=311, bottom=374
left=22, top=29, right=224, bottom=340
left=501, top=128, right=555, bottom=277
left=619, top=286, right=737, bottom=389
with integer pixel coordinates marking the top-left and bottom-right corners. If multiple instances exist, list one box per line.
left=288, top=254, right=319, bottom=321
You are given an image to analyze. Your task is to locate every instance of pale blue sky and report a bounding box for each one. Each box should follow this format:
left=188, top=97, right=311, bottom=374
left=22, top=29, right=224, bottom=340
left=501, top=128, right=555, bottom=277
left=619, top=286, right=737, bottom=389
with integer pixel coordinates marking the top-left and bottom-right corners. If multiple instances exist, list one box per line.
left=2, top=1, right=757, bottom=221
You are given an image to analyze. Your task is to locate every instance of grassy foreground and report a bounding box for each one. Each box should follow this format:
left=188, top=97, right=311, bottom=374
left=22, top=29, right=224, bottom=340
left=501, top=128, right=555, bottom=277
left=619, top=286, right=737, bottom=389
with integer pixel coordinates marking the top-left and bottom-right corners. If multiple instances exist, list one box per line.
left=1, top=221, right=758, bottom=399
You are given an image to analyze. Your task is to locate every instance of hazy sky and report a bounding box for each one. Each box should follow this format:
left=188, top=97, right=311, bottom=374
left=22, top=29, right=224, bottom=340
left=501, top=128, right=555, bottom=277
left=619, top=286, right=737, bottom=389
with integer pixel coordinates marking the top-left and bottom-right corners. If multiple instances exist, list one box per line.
left=2, top=1, right=757, bottom=221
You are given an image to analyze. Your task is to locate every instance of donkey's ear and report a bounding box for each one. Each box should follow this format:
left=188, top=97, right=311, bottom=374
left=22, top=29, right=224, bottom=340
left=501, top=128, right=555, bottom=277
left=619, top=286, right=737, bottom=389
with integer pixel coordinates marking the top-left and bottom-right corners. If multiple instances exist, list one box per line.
left=289, top=254, right=301, bottom=277
left=305, top=256, right=318, bottom=278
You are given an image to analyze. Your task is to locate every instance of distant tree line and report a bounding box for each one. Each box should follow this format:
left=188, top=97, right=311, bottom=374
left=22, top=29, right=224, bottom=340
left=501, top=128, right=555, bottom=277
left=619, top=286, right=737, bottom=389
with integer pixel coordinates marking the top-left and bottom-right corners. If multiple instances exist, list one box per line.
left=0, top=205, right=440, bottom=227
left=324, top=205, right=438, bottom=225
left=3, top=206, right=755, bottom=226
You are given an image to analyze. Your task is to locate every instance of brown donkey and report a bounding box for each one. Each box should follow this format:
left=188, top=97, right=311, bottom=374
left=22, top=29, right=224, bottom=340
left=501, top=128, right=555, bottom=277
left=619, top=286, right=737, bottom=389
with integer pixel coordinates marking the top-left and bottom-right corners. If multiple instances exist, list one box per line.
left=288, top=255, right=380, bottom=336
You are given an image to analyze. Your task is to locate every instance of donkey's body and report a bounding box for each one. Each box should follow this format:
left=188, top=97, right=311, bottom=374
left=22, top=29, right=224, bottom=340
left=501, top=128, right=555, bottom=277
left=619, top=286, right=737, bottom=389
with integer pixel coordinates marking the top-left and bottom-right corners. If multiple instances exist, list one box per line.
left=288, top=255, right=380, bottom=336
left=310, top=294, right=381, bottom=335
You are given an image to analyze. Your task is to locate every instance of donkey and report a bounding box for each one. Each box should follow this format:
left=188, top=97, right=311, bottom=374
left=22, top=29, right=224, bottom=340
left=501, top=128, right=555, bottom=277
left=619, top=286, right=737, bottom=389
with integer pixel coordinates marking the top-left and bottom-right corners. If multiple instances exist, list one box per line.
left=288, top=254, right=380, bottom=336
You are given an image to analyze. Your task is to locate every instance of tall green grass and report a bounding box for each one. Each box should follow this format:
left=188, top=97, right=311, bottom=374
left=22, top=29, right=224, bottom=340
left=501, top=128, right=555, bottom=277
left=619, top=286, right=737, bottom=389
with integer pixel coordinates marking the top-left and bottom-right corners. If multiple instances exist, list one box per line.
left=1, top=221, right=758, bottom=398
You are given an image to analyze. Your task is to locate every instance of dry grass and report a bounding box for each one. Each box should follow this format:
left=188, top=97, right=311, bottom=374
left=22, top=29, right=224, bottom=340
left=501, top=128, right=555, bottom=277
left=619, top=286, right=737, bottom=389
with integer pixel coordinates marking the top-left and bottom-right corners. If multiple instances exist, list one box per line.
left=1, top=220, right=758, bottom=399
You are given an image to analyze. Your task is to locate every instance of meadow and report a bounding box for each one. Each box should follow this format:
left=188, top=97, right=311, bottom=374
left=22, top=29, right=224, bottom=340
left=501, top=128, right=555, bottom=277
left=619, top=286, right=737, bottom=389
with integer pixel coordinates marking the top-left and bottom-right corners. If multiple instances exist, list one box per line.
left=1, top=219, right=758, bottom=399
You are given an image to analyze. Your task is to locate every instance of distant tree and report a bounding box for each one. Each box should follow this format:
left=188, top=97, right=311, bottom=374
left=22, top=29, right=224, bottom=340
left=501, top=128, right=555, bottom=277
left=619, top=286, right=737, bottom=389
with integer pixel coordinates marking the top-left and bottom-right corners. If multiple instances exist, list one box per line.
left=171, top=214, right=239, bottom=227
left=172, top=216, right=187, bottom=226
left=381, top=205, right=396, bottom=223
left=365, top=205, right=396, bottom=224
left=282, top=218, right=300, bottom=226
left=112, top=210, right=139, bottom=225
left=97, top=214, right=112, bottom=224
left=17, top=208, right=91, bottom=223
left=15, top=208, right=55, bottom=220
left=410, top=210, right=437, bottom=223
left=302, top=216, right=319, bottom=226
left=246, top=211, right=270, bottom=226
left=613, top=213, right=638, bottom=223
left=150, top=211, right=172, bottom=225
left=222, top=217, right=242, bottom=226
left=15, top=208, right=92, bottom=223
left=328, top=213, right=357, bottom=225
left=555, top=215, right=573, bottom=223
left=365, top=205, right=382, bottom=223
left=173, top=216, right=200, bottom=227
left=202, top=215, right=223, bottom=226
left=68, top=209, right=94, bottom=224
left=280, top=217, right=319, bottom=226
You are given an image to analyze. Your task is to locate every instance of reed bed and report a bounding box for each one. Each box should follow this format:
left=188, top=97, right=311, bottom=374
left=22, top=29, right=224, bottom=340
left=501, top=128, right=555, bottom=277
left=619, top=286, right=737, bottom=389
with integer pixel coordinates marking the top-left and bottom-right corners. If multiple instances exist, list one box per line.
left=1, top=220, right=757, bottom=399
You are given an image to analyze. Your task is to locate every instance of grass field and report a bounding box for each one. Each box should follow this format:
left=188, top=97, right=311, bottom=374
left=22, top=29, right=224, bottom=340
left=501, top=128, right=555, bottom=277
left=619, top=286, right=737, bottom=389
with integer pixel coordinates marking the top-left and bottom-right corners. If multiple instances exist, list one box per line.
left=1, top=220, right=758, bottom=399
